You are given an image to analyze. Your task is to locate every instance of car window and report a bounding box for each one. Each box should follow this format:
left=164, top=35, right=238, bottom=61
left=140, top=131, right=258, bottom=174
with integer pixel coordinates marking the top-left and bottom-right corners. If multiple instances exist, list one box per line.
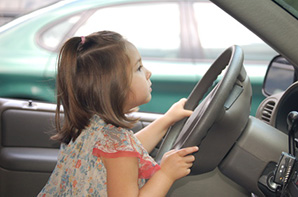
left=74, top=3, right=181, bottom=60
left=41, top=15, right=81, bottom=50
left=193, top=2, right=277, bottom=61
left=273, top=0, right=298, bottom=19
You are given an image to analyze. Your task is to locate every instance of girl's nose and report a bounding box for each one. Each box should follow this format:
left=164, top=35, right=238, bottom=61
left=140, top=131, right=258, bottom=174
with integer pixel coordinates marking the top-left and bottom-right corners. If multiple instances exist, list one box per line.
left=146, top=68, right=152, bottom=79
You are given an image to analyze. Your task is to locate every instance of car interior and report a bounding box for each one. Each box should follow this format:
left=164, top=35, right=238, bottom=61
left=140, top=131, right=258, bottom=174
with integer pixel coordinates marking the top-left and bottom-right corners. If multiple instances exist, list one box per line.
left=0, top=47, right=295, bottom=197
left=1, top=0, right=298, bottom=197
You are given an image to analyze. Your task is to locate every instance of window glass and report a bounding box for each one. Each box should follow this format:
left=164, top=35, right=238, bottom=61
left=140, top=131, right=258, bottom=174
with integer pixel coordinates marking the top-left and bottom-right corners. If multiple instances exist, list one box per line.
left=74, top=3, right=181, bottom=59
left=273, top=0, right=298, bottom=19
left=41, top=15, right=81, bottom=50
left=193, top=2, right=277, bottom=61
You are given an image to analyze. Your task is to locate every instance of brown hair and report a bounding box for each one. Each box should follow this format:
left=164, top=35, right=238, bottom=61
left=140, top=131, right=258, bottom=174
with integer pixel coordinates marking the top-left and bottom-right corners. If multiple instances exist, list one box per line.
left=52, top=31, right=137, bottom=144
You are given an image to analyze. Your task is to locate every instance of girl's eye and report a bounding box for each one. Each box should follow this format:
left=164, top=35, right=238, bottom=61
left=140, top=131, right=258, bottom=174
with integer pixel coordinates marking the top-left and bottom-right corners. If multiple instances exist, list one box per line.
left=137, top=65, right=143, bottom=71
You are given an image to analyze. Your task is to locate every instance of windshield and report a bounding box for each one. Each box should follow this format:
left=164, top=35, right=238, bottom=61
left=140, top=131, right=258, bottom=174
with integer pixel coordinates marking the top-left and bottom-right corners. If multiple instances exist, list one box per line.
left=273, top=0, right=298, bottom=19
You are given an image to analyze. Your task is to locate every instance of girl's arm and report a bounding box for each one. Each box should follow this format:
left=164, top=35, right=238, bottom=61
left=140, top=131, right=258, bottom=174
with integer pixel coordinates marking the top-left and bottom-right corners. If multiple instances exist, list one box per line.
left=135, top=98, right=192, bottom=153
left=102, top=146, right=198, bottom=197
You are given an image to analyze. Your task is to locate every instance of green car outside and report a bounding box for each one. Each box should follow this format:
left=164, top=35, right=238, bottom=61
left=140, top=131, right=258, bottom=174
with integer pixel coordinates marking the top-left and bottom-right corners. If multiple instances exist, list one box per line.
left=0, top=0, right=277, bottom=115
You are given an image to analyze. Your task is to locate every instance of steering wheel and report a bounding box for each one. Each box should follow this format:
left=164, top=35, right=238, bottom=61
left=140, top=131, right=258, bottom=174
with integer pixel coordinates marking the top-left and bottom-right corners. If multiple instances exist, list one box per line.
left=155, top=45, right=252, bottom=174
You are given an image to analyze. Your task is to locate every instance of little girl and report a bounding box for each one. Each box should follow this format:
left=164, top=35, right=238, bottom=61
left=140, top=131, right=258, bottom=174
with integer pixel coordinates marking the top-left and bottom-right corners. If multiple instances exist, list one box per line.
left=38, top=31, right=198, bottom=196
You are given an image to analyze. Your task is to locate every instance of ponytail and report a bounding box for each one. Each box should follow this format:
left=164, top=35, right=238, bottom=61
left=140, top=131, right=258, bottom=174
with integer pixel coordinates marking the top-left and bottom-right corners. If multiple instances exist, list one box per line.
left=53, top=37, right=90, bottom=143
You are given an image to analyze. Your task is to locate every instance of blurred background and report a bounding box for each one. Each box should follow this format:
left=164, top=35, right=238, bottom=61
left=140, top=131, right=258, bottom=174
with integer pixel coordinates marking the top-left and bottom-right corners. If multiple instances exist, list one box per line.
left=0, top=0, right=59, bottom=25
left=0, top=0, right=278, bottom=115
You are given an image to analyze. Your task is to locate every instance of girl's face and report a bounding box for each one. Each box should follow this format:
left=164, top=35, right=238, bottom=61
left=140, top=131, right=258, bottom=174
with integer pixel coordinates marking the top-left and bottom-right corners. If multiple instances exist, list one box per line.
left=125, top=43, right=152, bottom=112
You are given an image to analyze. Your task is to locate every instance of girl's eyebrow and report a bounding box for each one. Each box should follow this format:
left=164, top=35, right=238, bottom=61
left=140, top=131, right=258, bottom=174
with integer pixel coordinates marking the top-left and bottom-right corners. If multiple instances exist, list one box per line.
left=135, top=58, right=142, bottom=66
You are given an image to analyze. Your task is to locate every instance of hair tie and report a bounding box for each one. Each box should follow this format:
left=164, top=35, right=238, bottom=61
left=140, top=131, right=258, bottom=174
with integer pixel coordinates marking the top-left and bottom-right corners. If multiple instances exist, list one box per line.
left=81, top=36, right=85, bottom=44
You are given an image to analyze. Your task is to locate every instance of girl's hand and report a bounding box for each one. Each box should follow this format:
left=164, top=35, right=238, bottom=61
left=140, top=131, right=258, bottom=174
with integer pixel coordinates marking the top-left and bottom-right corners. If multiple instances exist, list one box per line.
left=164, top=98, right=193, bottom=125
left=159, top=146, right=199, bottom=182
left=135, top=98, right=192, bottom=154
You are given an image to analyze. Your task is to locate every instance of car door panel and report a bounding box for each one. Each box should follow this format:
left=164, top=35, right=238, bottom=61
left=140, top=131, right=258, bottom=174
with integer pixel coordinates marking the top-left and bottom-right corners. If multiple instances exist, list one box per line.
left=0, top=98, right=155, bottom=196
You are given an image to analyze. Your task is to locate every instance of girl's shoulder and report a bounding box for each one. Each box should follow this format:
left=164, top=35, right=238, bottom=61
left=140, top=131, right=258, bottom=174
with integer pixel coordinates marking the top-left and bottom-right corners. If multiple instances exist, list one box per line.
left=91, top=115, right=160, bottom=180
left=91, top=115, right=142, bottom=158
left=90, top=114, right=133, bottom=137
left=90, top=114, right=135, bottom=147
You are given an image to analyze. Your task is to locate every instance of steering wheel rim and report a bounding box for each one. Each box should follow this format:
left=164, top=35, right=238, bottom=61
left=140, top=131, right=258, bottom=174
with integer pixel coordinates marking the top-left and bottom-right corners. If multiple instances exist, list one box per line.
left=155, top=45, right=251, bottom=174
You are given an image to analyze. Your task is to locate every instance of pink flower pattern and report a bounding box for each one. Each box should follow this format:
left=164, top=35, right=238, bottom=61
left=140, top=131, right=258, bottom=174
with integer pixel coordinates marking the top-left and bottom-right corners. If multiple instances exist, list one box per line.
left=38, top=115, right=160, bottom=196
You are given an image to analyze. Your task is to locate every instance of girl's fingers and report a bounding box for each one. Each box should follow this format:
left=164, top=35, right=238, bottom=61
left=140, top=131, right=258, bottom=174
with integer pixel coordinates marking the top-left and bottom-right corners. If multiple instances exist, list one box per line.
left=178, top=99, right=192, bottom=115
left=165, top=149, right=177, bottom=155
left=177, top=146, right=199, bottom=157
left=184, top=109, right=193, bottom=116
left=183, top=155, right=195, bottom=163
left=179, top=98, right=187, bottom=104
left=186, top=163, right=194, bottom=169
left=186, top=168, right=191, bottom=175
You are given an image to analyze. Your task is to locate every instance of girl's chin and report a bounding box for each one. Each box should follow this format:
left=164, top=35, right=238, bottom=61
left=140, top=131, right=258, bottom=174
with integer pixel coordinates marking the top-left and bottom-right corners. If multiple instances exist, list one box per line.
left=145, top=95, right=152, bottom=104
left=125, top=95, right=152, bottom=113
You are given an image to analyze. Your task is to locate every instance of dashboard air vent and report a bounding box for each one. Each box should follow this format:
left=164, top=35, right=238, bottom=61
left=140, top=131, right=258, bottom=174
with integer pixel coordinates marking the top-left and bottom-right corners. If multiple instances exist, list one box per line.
left=261, top=100, right=276, bottom=124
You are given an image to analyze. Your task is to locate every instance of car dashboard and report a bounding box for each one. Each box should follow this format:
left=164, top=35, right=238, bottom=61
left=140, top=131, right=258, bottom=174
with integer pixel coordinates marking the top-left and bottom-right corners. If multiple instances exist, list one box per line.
left=256, top=76, right=298, bottom=138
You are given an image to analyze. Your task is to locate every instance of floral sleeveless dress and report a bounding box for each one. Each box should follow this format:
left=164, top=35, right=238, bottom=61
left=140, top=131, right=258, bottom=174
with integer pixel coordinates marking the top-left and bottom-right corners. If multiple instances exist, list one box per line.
left=38, top=115, right=160, bottom=196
